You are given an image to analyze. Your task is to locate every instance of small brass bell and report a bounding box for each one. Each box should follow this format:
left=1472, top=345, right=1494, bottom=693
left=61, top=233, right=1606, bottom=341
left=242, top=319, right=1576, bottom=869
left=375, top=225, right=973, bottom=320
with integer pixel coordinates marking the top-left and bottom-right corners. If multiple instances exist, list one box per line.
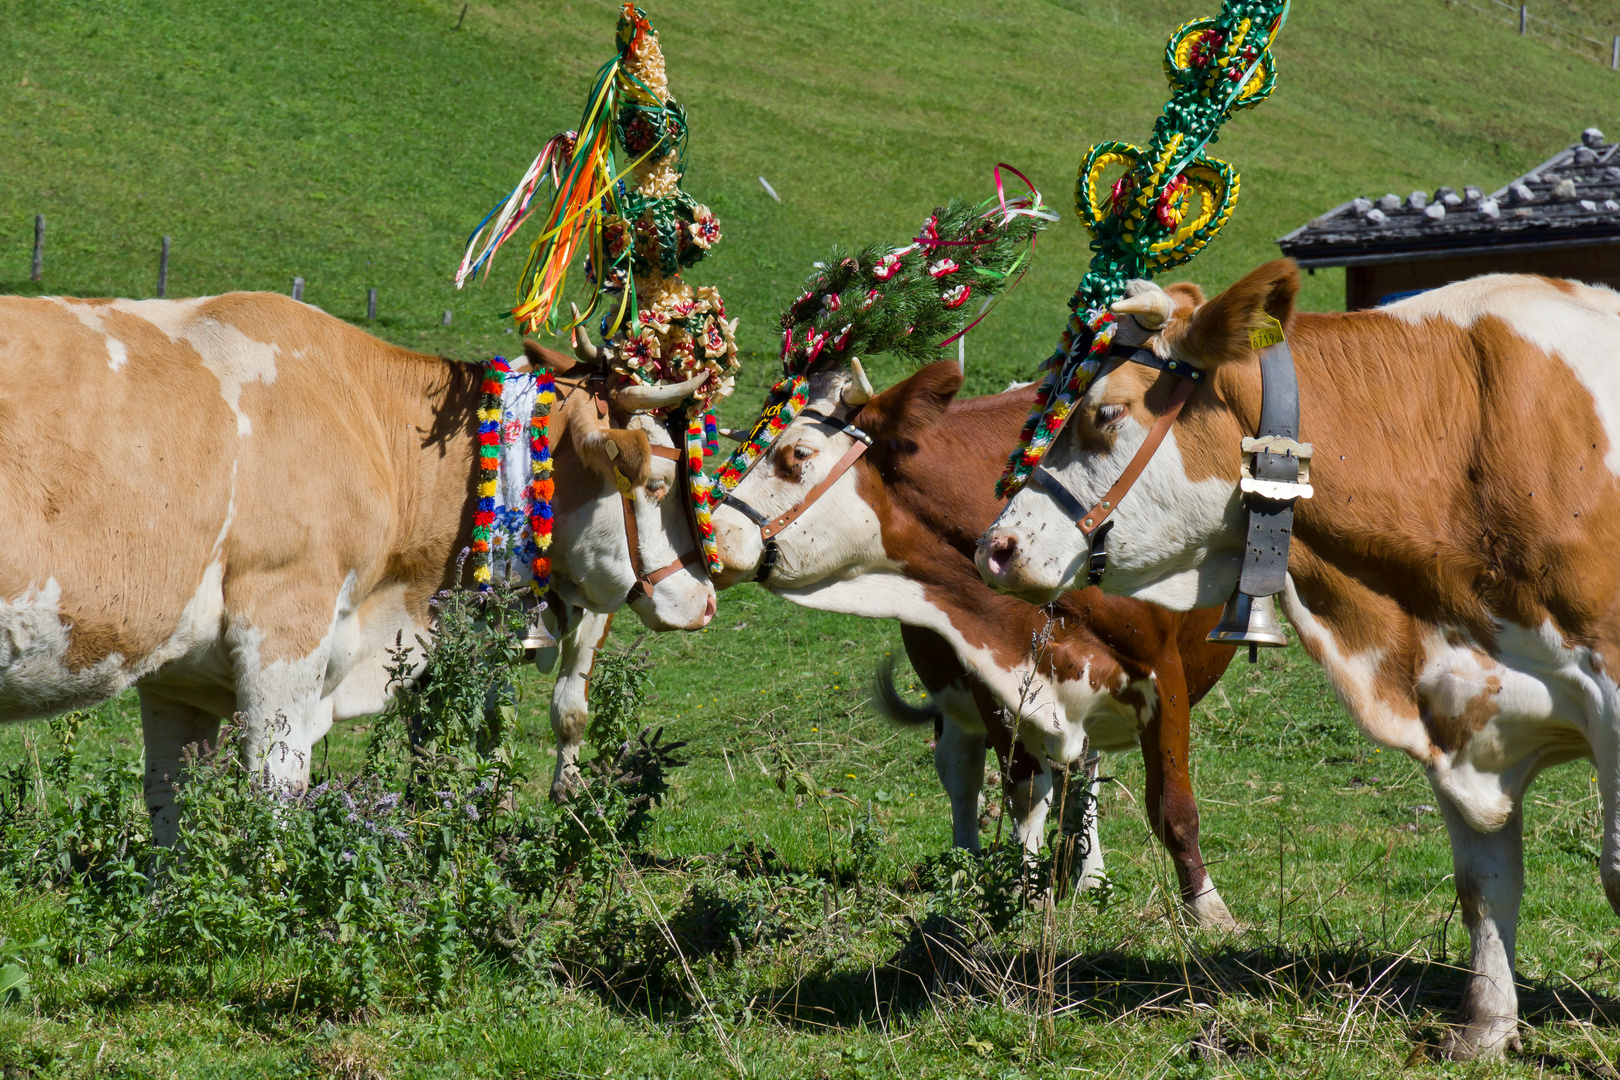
left=1206, top=590, right=1288, bottom=662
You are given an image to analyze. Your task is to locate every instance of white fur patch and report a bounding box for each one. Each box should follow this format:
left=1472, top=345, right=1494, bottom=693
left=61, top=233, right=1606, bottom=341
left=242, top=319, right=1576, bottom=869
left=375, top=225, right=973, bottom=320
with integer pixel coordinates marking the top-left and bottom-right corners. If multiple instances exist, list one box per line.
left=47, top=298, right=132, bottom=372
left=0, top=579, right=127, bottom=717
left=1384, top=275, right=1620, bottom=475
left=107, top=299, right=278, bottom=436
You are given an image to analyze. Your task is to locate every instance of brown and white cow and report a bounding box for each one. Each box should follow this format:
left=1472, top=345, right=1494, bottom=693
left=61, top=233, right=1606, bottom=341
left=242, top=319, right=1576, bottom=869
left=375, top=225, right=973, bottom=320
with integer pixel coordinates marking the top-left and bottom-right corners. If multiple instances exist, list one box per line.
left=977, top=261, right=1620, bottom=1057
left=710, top=361, right=1239, bottom=925
left=0, top=293, right=712, bottom=843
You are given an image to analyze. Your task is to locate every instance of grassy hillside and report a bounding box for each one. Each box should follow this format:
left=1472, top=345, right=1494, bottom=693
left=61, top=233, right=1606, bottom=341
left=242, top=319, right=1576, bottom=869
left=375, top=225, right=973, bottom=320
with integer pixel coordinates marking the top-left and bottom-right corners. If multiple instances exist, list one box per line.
left=3, top=0, right=1618, bottom=399
left=5, top=1, right=1620, bottom=1077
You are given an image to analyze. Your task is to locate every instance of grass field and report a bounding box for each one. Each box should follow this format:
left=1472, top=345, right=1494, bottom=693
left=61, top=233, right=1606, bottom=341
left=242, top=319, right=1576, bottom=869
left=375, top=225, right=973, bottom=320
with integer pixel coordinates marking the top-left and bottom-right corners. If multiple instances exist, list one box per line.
left=5, top=0, right=1620, bottom=1076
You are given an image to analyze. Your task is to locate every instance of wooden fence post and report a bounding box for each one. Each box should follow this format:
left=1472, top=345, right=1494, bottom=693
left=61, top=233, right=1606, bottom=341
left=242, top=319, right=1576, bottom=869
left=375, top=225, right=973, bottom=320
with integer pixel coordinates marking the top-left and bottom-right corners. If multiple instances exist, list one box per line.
left=292, top=276, right=304, bottom=301
left=157, top=236, right=170, bottom=298
left=367, top=288, right=377, bottom=320
left=31, top=215, right=43, bottom=282
left=1519, top=4, right=1528, bottom=33
left=1612, top=34, right=1618, bottom=69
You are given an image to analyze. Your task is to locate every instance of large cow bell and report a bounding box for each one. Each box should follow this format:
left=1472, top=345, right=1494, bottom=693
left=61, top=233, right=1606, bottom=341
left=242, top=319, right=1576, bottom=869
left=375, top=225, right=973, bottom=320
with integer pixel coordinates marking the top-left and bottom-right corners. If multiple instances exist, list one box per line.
left=1206, top=590, right=1287, bottom=662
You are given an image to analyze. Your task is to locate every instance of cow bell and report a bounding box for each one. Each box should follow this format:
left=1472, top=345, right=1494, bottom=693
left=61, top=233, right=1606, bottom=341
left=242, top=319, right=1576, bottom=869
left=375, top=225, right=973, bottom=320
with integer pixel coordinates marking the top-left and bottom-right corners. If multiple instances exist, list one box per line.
left=1206, top=590, right=1287, bottom=662
left=521, top=620, right=558, bottom=652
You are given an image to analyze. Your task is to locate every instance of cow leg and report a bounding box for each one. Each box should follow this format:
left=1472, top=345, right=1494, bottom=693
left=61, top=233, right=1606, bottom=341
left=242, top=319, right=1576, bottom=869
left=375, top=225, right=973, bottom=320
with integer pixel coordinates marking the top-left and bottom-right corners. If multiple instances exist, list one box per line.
left=1061, top=750, right=1105, bottom=891
left=139, top=689, right=221, bottom=848
left=1006, top=739, right=1053, bottom=858
left=934, top=705, right=988, bottom=853
left=225, top=624, right=334, bottom=797
left=1141, top=660, right=1235, bottom=929
left=534, top=590, right=571, bottom=675
left=901, top=627, right=991, bottom=853
left=549, top=609, right=613, bottom=801
left=1435, top=791, right=1524, bottom=1059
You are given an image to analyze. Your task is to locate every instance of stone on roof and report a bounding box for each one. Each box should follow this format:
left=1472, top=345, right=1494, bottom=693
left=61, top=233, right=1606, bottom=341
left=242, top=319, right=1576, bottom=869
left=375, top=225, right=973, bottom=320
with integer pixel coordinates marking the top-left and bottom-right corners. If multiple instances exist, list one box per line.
left=1277, top=129, right=1620, bottom=267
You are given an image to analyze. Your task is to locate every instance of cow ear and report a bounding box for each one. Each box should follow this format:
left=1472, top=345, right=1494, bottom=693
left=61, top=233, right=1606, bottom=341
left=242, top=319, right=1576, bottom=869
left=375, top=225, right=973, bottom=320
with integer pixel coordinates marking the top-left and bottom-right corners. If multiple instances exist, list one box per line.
left=521, top=339, right=582, bottom=376
left=574, top=425, right=652, bottom=487
left=855, top=360, right=963, bottom=451
left=1172, top=258, right=1299, bottom=367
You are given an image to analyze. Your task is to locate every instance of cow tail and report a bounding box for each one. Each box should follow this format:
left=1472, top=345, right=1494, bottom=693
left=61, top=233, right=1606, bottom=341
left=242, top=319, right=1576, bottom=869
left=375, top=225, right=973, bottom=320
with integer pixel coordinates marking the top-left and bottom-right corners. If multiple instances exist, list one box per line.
left=871, top=653, right=941, bottom=727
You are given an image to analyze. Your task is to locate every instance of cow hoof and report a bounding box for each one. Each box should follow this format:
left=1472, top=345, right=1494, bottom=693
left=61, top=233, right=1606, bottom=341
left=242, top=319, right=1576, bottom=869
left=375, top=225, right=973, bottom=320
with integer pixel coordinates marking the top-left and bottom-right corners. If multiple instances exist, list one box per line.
left=1188, top=892, right=1240, bottom=931
left=1438, top=1022, right=1521, bottom=1061
left=1192, top=900, right=1237, bottom=932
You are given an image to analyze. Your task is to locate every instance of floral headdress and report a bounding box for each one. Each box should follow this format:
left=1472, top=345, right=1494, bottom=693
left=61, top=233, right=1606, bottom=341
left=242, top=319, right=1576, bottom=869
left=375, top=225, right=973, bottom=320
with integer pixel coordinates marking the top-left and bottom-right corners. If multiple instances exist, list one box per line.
left=996, top=0, right=1290, bottom=497
left=712, top=173, right=1054, bottom=502
left=456, top=5, right=739, bottom=573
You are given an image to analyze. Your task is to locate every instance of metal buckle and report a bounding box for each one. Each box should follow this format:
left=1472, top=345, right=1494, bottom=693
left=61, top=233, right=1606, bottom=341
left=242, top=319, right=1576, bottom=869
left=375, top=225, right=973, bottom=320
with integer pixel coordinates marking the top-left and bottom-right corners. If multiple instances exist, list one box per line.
left=1240, top=435, right=1314, bottom=501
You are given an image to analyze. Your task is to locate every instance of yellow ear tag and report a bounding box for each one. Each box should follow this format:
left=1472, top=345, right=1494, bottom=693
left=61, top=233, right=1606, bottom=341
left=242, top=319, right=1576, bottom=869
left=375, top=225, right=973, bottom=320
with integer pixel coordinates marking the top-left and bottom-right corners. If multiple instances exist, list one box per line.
left=1249, top=314, right=1286, bottom=350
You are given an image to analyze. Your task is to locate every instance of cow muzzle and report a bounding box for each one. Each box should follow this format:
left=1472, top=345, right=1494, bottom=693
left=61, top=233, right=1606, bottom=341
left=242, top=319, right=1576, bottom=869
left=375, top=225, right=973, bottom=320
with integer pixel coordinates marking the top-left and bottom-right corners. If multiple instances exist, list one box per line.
left=975, top=528, right=1066, bottom=605
left=708, top=506, right=765, bottom=589
left=629, top=570, right=716, bottom=631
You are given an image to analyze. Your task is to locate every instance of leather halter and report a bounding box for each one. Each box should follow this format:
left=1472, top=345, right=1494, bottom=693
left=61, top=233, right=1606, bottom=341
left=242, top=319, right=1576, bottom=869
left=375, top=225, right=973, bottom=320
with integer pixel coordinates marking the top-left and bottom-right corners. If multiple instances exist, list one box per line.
left=720, top=405, right=872, bottom=585
left=566, top=374, right=707, bottom=604
left=1028, top=344, right=1204, bottom=585
left=1029, top=326, right=1309, bottom=592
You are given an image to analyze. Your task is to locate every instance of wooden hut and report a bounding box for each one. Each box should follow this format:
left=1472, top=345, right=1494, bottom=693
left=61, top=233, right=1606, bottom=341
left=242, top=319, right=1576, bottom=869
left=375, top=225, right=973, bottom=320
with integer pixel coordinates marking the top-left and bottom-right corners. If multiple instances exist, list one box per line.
left=1276, top=128, right=1620, bottom=309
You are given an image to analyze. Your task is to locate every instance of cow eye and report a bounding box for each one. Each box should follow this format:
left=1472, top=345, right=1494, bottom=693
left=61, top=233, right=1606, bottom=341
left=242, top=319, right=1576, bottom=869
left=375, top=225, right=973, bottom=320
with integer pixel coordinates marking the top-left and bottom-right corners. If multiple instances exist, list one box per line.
left=1097, top=403, right=1128, bottom=426
left=791, top=444, right=815, bottom=462
left=646, top=478, right=669, bottom=500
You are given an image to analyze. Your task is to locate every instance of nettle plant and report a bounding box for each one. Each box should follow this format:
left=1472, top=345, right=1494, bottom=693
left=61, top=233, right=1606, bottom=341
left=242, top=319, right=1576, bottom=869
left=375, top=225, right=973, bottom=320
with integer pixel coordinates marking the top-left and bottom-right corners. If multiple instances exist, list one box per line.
left=0, top=575, right=690, bottom=1014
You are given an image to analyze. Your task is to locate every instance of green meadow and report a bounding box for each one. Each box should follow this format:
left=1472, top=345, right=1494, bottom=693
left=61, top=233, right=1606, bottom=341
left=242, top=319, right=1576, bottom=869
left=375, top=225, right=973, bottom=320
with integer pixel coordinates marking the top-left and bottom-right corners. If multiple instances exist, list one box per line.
left=4, top=0, right=1620, bottom=1076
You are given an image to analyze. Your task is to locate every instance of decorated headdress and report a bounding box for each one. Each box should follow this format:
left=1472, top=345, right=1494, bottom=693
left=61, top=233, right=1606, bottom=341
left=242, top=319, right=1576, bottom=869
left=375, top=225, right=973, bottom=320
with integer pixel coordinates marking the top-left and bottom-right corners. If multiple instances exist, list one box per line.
left=456, top=5, right=739, bottom=572
left=712, top=173, right=1054, bottom=499
left=996, top=0, right=1289, bottom=497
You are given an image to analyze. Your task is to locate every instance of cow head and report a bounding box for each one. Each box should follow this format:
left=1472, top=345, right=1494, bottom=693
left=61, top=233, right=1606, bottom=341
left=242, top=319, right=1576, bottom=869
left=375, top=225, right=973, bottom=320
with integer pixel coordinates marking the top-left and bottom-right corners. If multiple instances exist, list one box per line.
left=710, top=360, right=962, bottom=589
left=525, top=341, right=716, bottom=631
left=976, top=260, right=1300, bottom=608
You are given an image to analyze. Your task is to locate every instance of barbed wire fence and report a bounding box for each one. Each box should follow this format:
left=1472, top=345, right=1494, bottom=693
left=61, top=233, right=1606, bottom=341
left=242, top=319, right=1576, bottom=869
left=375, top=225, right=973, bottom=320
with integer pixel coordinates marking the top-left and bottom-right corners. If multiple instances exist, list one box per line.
left=1447, top=0, right=1620, bottom=69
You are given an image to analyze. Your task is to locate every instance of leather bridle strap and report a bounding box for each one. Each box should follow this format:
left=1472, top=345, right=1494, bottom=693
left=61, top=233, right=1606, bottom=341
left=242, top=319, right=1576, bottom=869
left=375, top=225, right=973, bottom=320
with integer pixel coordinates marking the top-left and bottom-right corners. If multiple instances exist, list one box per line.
left=1028, top=345, right=1203, bottom=585
left=719, top=407, right=872, bottom=584
left=589, top=371, right=706, bottom=599
left=761, top=437, right=870, bottom=540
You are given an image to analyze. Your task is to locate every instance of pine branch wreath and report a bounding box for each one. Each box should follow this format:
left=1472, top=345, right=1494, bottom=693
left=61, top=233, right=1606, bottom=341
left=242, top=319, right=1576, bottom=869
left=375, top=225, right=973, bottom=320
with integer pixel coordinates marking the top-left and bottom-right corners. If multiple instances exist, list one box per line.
left=776, top=186, right=1052, bottom=374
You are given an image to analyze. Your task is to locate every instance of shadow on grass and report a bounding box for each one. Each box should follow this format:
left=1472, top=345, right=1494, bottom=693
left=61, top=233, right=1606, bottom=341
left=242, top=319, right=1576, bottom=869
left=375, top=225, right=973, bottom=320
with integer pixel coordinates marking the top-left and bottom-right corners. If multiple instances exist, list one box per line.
left=741, top=922, right=1620, bottom=1037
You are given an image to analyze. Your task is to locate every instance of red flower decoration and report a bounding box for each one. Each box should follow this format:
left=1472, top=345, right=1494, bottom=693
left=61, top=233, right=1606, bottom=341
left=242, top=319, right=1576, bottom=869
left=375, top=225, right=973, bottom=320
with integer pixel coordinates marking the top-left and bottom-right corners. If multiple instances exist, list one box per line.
left=1110, top=174, right=1137, bottom=217
left=1156, top=175, right=1189, bottom=228
left=942, top=284, right=971, bottom=310
left=1190, top=29, right=1222, bottom=68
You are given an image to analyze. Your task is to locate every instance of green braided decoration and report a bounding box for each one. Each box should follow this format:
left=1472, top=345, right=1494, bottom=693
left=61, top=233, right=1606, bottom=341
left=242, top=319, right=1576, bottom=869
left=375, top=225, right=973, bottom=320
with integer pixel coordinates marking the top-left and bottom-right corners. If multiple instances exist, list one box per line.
left=997, top=0, right=1289, bottom=497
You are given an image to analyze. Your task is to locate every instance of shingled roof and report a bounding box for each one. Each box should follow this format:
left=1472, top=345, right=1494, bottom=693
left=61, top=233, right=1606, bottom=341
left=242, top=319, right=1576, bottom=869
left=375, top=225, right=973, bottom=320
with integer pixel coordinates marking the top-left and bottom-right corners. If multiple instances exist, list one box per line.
left=1277, top=128, right=1620, bottom=267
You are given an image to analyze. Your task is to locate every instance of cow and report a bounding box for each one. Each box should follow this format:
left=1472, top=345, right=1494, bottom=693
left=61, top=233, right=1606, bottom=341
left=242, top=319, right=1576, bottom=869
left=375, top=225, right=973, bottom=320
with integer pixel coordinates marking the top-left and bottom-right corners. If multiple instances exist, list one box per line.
left=976, top=260, right=1620, bottom=1057
left=0, top=293, right=713, bottom=844
left=708, top=360, right=1240, bottom=926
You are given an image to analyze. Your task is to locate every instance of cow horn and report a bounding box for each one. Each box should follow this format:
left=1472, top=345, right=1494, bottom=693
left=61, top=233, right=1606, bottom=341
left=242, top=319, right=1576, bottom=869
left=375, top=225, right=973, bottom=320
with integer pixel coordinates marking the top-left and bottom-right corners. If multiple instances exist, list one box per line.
left=613, top=371, right=710, bottom=413
left=719, top=427, right=751, bottom=443
left=1110, top=287, right=1174, bottom=330
left=843, top=357, right=874, bottom=407
left=570, top=304, right=603, bottom=363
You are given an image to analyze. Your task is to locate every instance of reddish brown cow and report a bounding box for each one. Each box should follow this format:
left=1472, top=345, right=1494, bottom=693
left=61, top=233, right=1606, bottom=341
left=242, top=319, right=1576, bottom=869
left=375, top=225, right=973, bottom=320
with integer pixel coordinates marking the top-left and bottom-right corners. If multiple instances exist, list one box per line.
left=711, top=362, right=1239, bottom=925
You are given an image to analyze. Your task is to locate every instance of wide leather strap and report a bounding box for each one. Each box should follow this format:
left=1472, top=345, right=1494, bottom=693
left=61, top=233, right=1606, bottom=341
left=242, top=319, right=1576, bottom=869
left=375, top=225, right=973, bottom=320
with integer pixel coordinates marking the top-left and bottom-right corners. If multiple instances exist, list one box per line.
left=1239, top=339, right=1302, bottom=598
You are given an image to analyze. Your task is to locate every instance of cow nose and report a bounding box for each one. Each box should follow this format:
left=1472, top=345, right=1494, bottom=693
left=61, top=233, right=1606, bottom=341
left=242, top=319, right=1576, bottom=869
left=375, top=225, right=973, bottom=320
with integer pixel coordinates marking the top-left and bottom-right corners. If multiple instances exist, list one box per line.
left=982, top=532, right=1020, bottom=579
left=699, top=592, right=716, bottom=627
